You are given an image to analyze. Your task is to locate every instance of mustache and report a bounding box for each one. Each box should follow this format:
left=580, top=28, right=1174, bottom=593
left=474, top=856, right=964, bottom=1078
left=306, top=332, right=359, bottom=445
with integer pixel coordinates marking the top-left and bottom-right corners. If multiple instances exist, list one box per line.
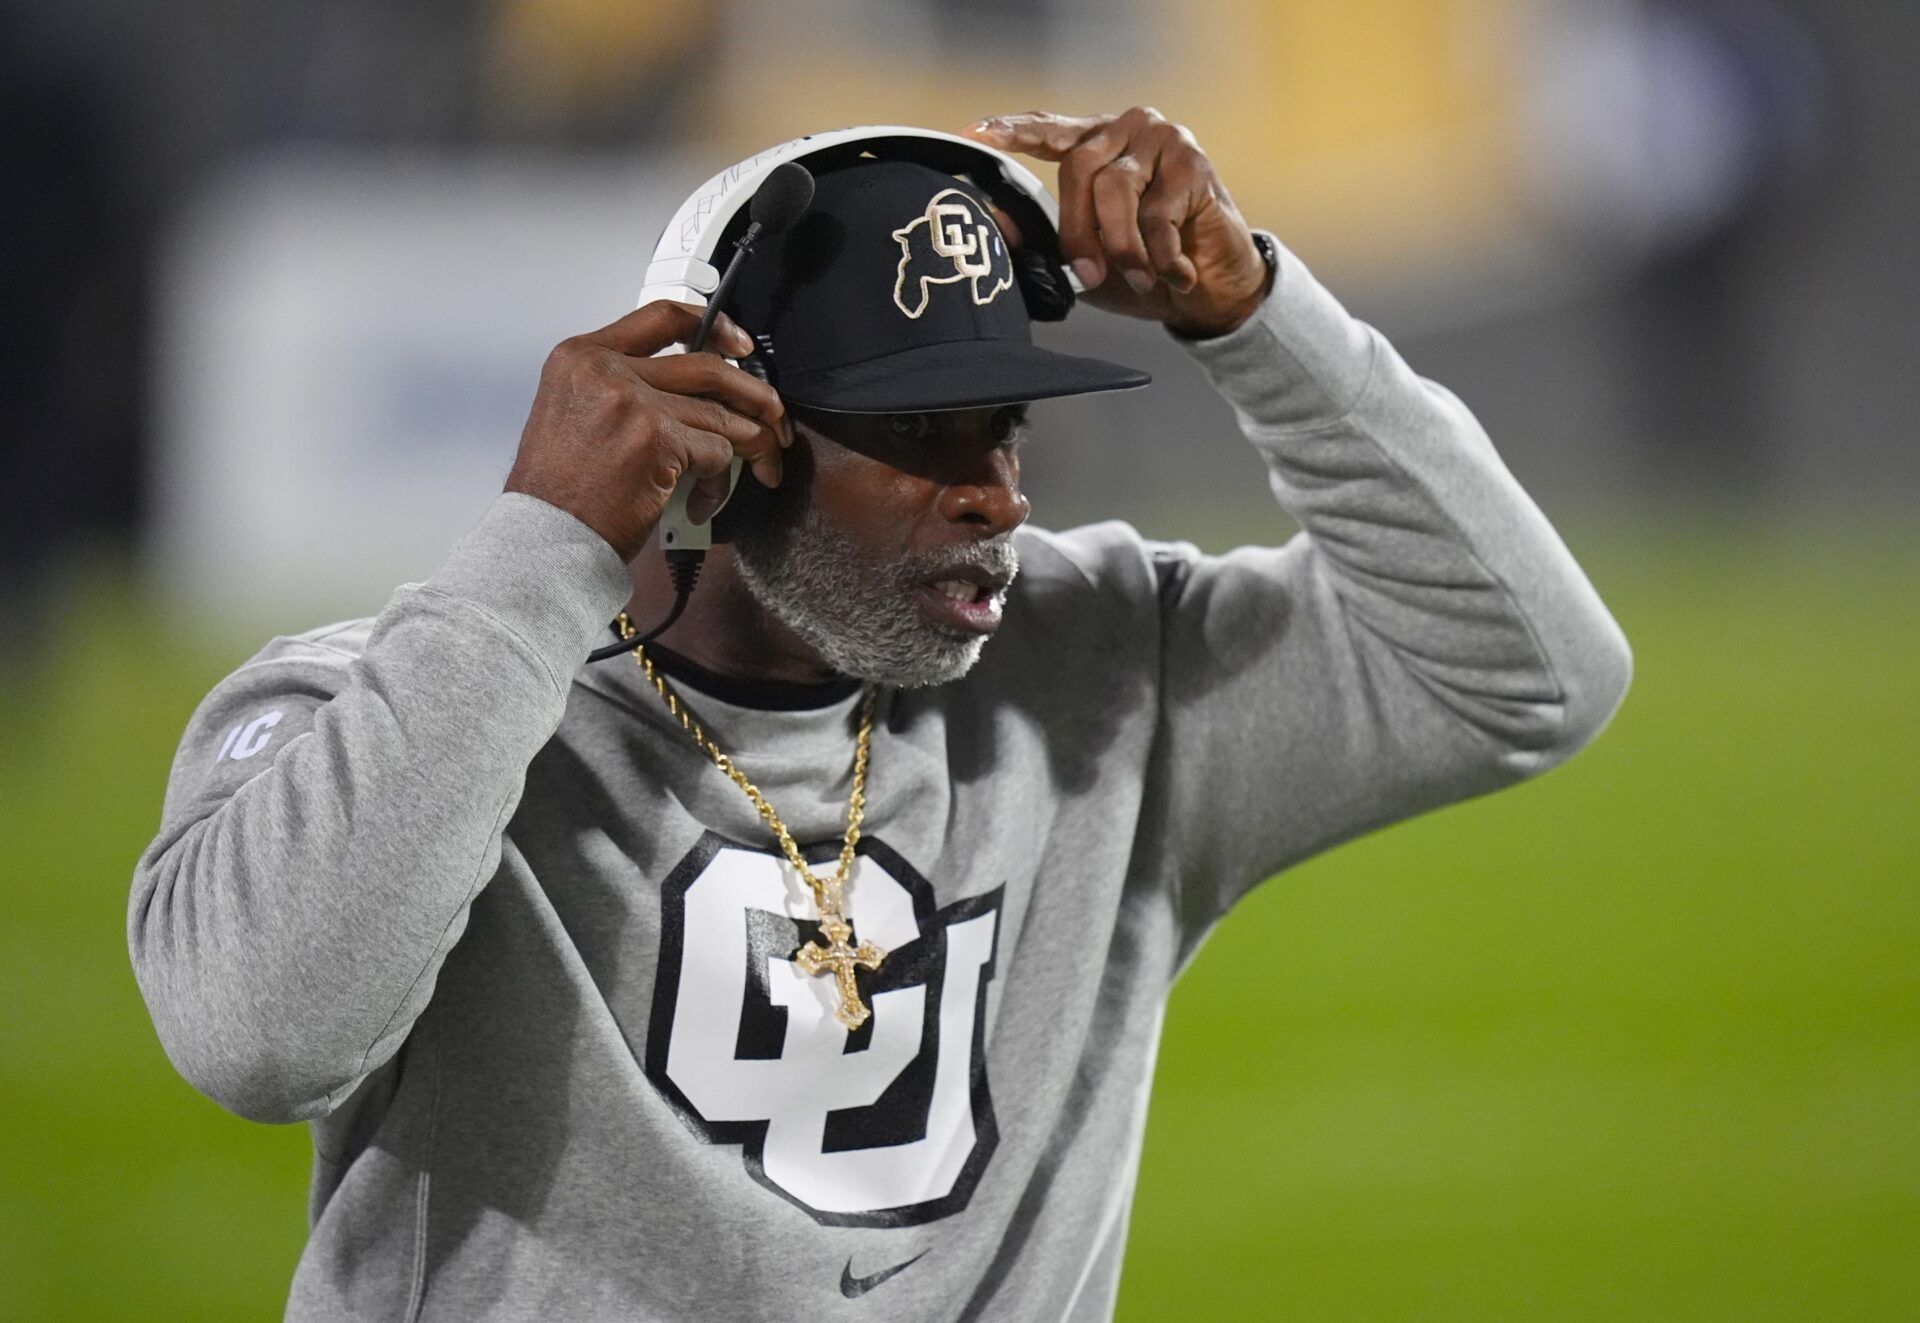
left=896, top=537, right=1021, bottom=588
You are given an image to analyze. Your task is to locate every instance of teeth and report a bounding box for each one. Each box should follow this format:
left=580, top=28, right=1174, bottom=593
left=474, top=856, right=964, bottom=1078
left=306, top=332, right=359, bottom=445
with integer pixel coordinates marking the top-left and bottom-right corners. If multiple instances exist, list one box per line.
left=935, top=580, right=975, bottom=602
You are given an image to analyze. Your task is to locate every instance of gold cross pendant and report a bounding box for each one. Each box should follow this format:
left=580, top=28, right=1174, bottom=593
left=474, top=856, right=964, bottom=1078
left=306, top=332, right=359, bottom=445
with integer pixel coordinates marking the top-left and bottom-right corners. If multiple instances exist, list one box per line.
left=795, top=913, right=886, bottom=1030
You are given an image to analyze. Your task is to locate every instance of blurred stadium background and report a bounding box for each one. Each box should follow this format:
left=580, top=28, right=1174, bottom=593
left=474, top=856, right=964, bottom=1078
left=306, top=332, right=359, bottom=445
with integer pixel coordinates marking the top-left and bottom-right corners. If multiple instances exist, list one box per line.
left=2, top=0, right=1915, bottom=1317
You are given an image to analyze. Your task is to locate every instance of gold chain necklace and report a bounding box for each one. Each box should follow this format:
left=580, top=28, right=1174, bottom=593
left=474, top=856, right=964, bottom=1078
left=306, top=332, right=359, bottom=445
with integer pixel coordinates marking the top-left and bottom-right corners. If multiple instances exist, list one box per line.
left=613, top=611, right=885, bottom=1029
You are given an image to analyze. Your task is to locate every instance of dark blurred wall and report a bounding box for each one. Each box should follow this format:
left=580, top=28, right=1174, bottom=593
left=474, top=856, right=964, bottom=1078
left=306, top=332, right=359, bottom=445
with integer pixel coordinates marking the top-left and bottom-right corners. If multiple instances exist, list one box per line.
left=0, top=7, right=142, bottom=667
left=0, top=0, right=714, bottom=671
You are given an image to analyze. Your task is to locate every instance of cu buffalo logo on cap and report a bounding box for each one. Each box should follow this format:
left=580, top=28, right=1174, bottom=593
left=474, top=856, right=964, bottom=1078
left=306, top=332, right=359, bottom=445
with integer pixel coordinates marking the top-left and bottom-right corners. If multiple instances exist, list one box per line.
left=891, top=188, right=1014, bottom=320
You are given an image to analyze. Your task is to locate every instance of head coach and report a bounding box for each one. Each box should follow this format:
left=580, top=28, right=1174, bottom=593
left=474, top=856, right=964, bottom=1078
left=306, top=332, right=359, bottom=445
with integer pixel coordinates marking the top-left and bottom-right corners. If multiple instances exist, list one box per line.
left=129, top=108, right=1633, bottom=1320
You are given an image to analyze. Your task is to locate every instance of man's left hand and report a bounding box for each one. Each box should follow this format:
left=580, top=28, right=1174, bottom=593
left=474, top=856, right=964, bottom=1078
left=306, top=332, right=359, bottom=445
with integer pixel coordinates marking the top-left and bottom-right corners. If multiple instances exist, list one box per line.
left=961, top=107, right=1270, bottom=339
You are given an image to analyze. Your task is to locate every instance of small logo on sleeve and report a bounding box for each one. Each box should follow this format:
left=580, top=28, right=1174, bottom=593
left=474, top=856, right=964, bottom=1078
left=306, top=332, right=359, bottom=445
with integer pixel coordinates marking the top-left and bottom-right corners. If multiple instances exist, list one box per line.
left=214, top=709, right=284, bottom=762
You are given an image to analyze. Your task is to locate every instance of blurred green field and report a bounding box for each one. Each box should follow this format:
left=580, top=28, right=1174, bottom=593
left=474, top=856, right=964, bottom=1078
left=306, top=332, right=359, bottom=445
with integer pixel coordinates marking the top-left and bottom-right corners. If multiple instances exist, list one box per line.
left=3, top=517, right=1916, bottom=1321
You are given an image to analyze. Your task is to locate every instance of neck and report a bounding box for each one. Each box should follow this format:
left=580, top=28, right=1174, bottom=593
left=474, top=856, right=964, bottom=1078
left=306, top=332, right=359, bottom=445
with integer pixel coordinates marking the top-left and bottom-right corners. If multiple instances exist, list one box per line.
left=623, top=540, right=843, bottom=686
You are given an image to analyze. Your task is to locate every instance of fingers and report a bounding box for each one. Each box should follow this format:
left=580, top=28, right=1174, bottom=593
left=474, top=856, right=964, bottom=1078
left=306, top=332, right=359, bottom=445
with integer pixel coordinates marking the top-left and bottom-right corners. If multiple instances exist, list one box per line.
left=588, top=307, right=787, bottom=494
left=584, top=299, right=756, bottom=360
left=1137, top=150, right=1203, bottom=293
left=658, top=417, right=740, bottom=525
left=965, top=109, right=1120, bottom=287
left=1090, top=149, right=1158, bottom=294
left=1052, top=124, right=1128, bottom=289
left=970, top=108, right=1160, bottom=291
left=637, top=351, right=789, bottom=440
left=516, top=303, right=786, bottom=559
left=967, top=107, right=1209, bottom=297
left=638, top=385, right=783, bottom=507
left=641, top=353, right=788, bottom=493
left=963, top=111, right=1109, bottom=160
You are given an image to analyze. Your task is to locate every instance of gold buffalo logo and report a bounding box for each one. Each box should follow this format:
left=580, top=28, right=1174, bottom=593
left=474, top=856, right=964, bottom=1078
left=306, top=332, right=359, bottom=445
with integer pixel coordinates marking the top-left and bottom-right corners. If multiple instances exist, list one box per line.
left=891, top=189, right=1015, bottom=319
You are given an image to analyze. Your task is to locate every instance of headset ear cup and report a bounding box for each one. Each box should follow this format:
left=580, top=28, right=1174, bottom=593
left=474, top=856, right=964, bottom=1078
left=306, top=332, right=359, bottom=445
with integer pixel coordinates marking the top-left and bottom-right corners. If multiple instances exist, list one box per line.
left=1012, top=246, right=1075, bottom=322
left=710, top=465, right=775, bottom=545
left=711, top=347, right=781, bottom=545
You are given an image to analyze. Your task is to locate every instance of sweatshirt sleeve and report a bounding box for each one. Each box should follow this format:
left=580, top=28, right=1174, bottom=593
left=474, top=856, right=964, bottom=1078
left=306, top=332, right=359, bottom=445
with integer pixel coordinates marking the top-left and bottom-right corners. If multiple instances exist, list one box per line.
left=127, top=492, right=634, bottom=1124
left=1146, top=232, right=1633, bottom=933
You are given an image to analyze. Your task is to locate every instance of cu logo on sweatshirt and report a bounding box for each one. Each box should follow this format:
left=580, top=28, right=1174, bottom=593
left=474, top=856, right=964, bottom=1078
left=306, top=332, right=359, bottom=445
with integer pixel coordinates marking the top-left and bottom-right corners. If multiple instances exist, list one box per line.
left=645, top=832, right=1001, bottom=1227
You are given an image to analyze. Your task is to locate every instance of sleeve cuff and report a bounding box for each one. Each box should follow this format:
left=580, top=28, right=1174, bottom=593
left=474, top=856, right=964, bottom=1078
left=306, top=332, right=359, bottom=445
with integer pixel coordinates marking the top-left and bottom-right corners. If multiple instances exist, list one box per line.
left=1169, top=230, right=1380, bottom=430
left=421, top=492, right=635, bottom=689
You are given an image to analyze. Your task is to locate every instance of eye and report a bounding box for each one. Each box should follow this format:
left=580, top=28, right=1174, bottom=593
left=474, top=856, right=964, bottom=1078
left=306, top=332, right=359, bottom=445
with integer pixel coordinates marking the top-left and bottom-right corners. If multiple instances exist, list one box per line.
left=990, top=409, right=1027, bottom=445
left=888, top=412, right=932, bottom=442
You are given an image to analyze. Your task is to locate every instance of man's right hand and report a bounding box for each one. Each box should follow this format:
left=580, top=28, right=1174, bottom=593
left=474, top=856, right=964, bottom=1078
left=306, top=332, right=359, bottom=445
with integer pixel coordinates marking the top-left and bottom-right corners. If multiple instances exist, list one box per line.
left=503, top=301, right=790, bottom=563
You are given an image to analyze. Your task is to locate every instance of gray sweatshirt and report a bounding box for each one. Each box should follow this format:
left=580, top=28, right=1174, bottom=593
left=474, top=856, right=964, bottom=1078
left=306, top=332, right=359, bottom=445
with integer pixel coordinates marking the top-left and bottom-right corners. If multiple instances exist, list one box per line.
left=129, top=234, right=1632, bottom=1322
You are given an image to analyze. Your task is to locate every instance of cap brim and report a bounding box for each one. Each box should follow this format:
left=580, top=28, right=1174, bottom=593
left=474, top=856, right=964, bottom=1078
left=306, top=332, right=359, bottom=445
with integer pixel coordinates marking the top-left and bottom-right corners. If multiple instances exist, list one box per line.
left=773, top=339, right=1151, bottom=413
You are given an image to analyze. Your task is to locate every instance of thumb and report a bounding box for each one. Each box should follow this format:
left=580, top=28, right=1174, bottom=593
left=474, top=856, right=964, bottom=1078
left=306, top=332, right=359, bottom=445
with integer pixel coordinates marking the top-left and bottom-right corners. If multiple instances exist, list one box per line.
left=685, top=472, right=734, bottom=527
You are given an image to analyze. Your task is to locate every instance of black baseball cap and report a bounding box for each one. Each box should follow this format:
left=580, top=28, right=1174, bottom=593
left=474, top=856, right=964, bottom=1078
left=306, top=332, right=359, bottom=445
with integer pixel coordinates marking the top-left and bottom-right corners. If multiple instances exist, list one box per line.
left=726, top=160, right=1151, bottom=413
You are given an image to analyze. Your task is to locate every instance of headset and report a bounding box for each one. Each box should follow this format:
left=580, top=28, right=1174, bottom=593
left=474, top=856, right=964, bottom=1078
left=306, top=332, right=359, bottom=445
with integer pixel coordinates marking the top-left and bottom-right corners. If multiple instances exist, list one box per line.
left=585, top=125, right=1084, bottom=664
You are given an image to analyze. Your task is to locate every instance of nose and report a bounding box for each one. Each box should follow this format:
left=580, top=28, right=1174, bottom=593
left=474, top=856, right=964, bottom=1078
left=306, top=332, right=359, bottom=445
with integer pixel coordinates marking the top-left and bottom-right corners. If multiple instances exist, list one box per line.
left=935, top=445, right=1030, bottom=536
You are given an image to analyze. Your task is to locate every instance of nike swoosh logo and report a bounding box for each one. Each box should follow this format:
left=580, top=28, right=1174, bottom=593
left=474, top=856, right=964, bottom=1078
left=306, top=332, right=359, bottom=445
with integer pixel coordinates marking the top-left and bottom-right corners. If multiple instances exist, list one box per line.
left=840, top=1249, right=928, bottom=1298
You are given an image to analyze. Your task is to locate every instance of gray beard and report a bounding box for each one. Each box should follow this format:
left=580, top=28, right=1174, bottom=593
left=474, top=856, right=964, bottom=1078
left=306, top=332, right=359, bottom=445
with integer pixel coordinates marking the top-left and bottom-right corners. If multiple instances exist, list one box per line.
left=732, top=503, right=1019, bottom=689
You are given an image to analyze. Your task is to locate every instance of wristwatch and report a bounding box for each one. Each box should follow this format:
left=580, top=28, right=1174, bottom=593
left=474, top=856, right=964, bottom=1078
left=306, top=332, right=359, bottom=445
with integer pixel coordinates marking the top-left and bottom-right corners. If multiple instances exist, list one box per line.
left=1251, top=229, right=1279, bottom=296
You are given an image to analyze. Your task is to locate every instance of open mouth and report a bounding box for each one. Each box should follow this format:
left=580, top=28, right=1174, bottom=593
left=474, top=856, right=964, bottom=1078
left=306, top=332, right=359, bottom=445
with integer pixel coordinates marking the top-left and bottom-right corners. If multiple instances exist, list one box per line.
left=912, top=565, right=1012, bottom=636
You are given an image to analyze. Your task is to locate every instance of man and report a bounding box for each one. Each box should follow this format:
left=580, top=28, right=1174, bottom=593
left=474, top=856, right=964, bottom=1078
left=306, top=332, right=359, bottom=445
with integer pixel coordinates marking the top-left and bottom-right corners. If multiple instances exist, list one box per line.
left=129, top=108, right=1632, bottom=1319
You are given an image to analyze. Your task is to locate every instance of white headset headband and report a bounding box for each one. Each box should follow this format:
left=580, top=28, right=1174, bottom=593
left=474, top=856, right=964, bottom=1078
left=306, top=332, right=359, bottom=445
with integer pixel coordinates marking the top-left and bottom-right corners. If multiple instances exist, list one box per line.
left=637, top=125, right=1070, bottom=310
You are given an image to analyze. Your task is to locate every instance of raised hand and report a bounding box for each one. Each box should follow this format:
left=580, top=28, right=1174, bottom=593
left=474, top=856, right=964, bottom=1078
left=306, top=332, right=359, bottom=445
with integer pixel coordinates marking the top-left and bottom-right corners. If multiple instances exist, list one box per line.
left=962, top=107, right=1271, bottom=338
left=504, top=302, right=790, bottom=562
